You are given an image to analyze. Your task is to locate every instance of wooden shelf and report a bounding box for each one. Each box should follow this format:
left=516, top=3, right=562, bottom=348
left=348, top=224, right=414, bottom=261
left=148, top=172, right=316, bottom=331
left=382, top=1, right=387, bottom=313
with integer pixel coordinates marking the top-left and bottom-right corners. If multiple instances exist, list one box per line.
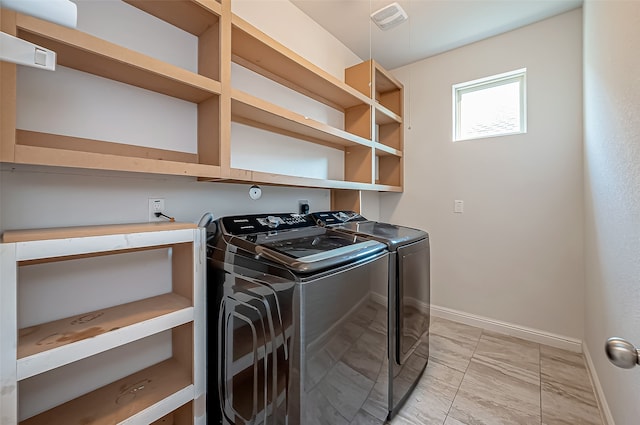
left=11, top=131, right=222, bottom=180
left=374, top=143, right=402, bottom=157
left=375, top=104, right=402, bottom=125
left=231, top=89, right=373, bottom=150
left=1, top=225, right=204, bottom=424
left=14, top=13, right=221, bottom=103
left=374, top=61, right=403, bottom=116
left=1, top=2, right=404, bottom=198
left=231, top=14, right=370, bottom=111
left=20, top=358, right=193, bottom=425
left=212, top=169, right=402, bottom=192
left=377, top=155, right=403, bottom=188
left=124, top=0, right=221, bottom=36
left=3, top=222, right=196, bottom=243
left=17, top=293, right=192, bottom=380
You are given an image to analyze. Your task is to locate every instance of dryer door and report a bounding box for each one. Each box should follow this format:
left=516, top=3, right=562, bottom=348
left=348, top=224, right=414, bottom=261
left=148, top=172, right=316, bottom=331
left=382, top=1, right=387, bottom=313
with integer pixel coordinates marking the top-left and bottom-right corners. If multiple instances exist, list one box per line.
left=396, top=238, right=430, bottom=364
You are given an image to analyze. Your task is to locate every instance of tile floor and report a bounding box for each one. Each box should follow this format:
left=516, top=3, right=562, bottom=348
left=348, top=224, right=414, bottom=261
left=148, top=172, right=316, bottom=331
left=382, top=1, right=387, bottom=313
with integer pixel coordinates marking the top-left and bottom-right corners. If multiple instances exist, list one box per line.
left=389, top=317, right=603, bottom=425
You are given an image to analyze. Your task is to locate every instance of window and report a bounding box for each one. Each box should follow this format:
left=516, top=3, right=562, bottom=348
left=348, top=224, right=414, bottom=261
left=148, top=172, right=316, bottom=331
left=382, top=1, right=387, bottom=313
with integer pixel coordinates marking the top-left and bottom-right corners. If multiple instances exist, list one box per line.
left=453, top=69, right=526, bottom=141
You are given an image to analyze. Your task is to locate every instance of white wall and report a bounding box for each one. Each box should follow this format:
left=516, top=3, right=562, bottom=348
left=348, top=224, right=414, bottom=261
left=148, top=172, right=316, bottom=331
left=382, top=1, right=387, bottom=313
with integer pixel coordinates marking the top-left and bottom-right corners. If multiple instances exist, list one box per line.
left=380, top=9, right=584, bottom=339
left=232, top=0, right=361, bottom=81
left=583, top=2, right=640, bottom=424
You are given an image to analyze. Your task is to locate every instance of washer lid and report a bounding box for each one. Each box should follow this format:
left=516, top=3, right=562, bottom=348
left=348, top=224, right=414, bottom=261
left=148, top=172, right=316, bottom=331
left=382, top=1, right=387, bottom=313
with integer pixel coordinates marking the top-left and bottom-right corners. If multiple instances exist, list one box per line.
left=335, top=221, right=428, bottom=250
left=253, top=227, right=386, bottom=273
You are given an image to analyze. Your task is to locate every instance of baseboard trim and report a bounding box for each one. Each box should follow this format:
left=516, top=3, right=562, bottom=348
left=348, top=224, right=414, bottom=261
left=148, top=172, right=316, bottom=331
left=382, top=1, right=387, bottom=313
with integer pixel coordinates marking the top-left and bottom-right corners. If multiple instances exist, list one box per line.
left=583, top=342, right=615, bottom=425
left=430, top=304, right=583, bottom=353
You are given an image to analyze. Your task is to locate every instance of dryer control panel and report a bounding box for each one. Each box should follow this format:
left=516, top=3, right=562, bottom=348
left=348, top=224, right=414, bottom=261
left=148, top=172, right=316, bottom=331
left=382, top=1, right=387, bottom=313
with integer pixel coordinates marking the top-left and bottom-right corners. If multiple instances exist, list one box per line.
left=311, top=211, right=367, bottom=226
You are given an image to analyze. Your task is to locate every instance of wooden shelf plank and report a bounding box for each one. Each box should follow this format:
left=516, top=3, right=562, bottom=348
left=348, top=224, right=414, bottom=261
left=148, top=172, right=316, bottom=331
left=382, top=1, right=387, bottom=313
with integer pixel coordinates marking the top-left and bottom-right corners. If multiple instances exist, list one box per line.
left=374, top=143, right=403, bottom=157
left=17, top=293, right=193, bottom=380
left=20, top=358, right=193, bottom=425
left=374, top=61, right=403, bottom=94
left=231, top=15, right=370, bottom=110
left=12, top=144, right=222, bottom=180
left=233, top=170, right=372, bottom=190
left=3, top=223, right=196, bottom=244
left=15, top=13, right=221, bottom=103
left=231, top=89, right=373, bottom=150
left=17, top=130, right=199, bottom=164
left=375, top=104, right=402, bottom=125
left=124, top=0, right=221, bottom=36
left=5, top=228, right=196, bottom=265
left=201, top=168, right=402, bottom=192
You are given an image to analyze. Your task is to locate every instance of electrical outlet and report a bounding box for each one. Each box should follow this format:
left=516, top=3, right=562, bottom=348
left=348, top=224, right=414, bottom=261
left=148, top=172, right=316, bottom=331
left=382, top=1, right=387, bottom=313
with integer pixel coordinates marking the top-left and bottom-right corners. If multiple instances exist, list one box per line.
left=298, top=199, right=310, bottom=214
left=149, top=198, right=165, bottom=222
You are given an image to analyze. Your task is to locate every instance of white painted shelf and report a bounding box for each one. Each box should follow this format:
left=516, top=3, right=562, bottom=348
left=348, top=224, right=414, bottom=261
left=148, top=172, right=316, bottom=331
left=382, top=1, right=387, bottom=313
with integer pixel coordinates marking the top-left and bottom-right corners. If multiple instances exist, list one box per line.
left=0, top=222, right=205, bottom=425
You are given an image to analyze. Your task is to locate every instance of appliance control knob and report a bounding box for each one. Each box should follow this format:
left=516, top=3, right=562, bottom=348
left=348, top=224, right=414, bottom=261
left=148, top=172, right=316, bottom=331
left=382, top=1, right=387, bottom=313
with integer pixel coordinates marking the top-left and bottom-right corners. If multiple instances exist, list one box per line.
left=266, top=215, right=281, bottom=228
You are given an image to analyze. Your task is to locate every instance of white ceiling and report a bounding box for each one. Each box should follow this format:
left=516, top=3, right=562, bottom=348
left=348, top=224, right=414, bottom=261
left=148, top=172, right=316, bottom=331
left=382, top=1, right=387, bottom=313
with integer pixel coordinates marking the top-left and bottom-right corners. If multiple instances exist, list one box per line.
left=290, top=0, right=583, bottom=70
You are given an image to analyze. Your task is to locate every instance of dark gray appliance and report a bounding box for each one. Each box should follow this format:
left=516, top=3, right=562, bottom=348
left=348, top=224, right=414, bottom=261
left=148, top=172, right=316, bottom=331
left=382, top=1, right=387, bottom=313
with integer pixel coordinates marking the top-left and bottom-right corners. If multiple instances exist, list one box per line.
left=205, top=213, right=390, bottom=425
left=311, top=211, right=431, bottom=419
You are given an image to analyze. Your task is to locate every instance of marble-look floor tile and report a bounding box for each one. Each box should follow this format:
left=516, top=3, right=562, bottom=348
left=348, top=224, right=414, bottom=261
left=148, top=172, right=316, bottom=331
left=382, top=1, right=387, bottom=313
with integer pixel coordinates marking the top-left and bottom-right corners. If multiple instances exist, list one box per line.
left=411, top=360, right=465, bottom=414
left=541, top=379, right=602, bottom=425
left=429, top=317, right=483, bottom=345
left=449, top=358, right=541, bottom=425
left=473, top=331, right=540, bottom=373
left=394, top=412, right=445, bottom=425
left=540, top=345, right=595, bottom=397
left=540, top=344, right=601, bottom=425
left=428, top=333, right=477, bottom=373
left=387, top=412, right=424, bottom=425
left=340, top=316, right=602, bottom=425
left=394, top=387, right=449, bottom=425
left=472, top=331, right=540, bottom=384
left=427, top=318, right=482, bottom=373
left=443, top=416, right=467, bottom=425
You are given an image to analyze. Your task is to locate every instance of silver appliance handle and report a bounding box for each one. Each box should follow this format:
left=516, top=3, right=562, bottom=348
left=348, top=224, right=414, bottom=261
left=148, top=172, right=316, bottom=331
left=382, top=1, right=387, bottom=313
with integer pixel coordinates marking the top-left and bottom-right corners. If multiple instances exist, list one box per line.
left=605, top=337, right=640, bottom=369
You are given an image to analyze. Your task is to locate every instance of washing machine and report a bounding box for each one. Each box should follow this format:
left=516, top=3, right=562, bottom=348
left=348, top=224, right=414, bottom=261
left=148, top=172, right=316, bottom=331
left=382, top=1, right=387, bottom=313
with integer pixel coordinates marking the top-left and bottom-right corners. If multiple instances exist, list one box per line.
left=203, top=212, right=390, bottom=425
left=311, top=211, right=431, bottom=418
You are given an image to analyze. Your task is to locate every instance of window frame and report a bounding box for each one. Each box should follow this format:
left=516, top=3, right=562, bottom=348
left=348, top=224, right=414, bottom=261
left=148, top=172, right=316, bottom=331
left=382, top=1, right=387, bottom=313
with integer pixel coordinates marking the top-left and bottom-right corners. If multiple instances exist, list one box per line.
left=452, top=68, right=527, bottom=142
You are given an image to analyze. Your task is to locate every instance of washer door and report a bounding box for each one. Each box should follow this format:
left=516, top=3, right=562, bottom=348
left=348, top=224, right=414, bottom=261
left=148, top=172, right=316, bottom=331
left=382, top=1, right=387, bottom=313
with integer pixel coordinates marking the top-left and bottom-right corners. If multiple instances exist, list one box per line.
left=396, top=238, right=430, bottom=364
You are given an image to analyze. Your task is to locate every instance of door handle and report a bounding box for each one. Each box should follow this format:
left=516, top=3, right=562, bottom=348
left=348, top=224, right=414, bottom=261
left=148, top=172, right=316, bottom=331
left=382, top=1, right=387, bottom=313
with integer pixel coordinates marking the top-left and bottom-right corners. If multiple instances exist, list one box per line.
left=605, top=337, right=640, bottom=369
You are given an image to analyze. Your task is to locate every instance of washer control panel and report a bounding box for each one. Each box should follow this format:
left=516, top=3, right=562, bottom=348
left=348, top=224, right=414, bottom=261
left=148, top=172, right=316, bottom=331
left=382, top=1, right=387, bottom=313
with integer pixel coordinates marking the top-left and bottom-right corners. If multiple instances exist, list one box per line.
left=221, top=213, right=313, bottom=235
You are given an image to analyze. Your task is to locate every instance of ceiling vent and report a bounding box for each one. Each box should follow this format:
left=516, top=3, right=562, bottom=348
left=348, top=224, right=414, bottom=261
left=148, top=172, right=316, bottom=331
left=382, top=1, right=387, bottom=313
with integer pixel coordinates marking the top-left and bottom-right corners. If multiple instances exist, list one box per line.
left=370, top=2, right=408, bottom=31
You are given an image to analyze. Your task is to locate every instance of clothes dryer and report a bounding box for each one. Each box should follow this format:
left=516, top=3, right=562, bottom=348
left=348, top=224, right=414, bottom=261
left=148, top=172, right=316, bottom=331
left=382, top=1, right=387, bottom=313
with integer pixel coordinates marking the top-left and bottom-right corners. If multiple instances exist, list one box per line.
left=311, top=211, right=430, bottom=418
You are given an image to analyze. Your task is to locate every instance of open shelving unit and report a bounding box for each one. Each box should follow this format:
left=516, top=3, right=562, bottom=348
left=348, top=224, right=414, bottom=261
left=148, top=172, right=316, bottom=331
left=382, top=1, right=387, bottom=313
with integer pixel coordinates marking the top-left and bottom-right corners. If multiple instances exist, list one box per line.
left=346, top=59, right=404, bottom=190
left=225, top=13, right=404, bottom=210
left=0, top=222, right=205, bottom=425
left=0, top=1, right=223, bottom=178
left=0, top=0, right=404, bottom=201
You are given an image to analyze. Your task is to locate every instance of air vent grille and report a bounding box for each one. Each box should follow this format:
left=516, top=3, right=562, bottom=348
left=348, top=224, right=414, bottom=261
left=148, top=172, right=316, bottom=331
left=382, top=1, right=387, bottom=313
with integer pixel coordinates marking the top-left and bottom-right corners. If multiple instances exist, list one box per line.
left=370, top=2, right=408, bottom=31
